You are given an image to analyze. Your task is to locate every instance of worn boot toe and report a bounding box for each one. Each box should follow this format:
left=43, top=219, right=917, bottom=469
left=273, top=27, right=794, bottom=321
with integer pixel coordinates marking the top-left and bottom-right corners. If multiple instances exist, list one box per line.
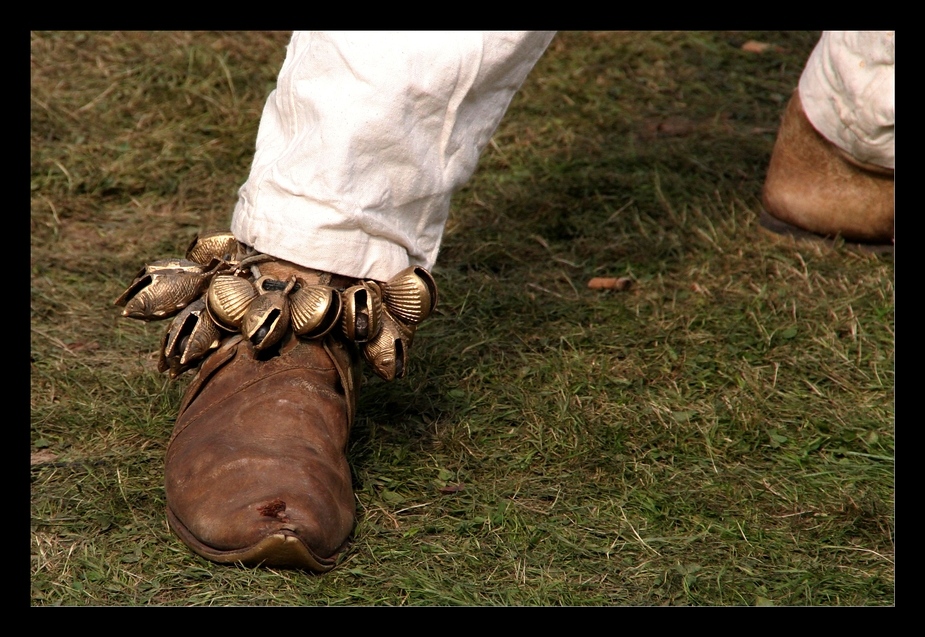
left=165, top=333, right=359, bottom=572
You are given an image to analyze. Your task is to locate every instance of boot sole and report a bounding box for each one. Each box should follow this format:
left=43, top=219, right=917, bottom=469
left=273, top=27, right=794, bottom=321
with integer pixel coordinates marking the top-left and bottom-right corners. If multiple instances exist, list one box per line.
left=759, top=209, right=894, bottom=256
left=167, top=505, right=341, bottom=573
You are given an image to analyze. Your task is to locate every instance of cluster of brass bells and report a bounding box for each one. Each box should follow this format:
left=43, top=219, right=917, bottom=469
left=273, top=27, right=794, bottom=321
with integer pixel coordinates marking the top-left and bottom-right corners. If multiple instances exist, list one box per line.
left=114, top=231, right=437, bottom=382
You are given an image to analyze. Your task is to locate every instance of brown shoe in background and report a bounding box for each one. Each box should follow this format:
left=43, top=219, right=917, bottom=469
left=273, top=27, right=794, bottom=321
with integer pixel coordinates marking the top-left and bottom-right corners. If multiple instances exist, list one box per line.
left=761, top=91, right=894, bottom=248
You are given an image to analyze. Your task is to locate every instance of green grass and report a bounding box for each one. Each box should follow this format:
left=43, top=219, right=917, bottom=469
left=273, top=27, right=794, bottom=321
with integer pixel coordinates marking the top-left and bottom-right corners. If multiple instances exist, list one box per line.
left=31, top=31, right=893, bottom=605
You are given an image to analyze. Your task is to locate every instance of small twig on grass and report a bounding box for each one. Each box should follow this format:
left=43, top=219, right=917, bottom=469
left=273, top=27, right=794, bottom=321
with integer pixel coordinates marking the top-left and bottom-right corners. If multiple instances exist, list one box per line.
left=77, top=81, right=119, bottom=112
left=821, top=546, right=894, bottom=565
left=735, top=520, right=753, bottom=546
left=31, top=94, right=80, bottom=123
left=618, top=506, right=661, bottom=556
left=116, top=467, right=140, bottom=526
left=31, top=327, right=78, bottom=357
left=394, top=502, right=432, bottom=515
left=488, top=137, right=510, bottom=165
left=761, top=479, right=789, bottom=501
left=803, top=379, right=825, bottom=397
left=39, top=195, right=62, bottom=232
left=52, top=160, right=74, bottom=191
left=526, top=282, right=574, bottom=301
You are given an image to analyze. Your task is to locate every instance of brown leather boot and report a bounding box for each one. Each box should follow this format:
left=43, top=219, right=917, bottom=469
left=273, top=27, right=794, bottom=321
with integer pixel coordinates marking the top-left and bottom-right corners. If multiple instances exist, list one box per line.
left=761, top=91, right=894, bottom=247
left=115, top=234, right=436, bottom=572
left=160, top=257, right=362, bottom=572
left=165, top=330, right=359, bottom=572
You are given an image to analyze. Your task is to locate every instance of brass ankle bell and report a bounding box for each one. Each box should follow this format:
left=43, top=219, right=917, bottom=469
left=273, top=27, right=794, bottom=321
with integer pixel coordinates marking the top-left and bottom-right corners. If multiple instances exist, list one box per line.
left=362, top=310, right=415, bottom=381
left=381, top=266, right=438, bottom=325
left=290, top=284, right=342, bottom=339
left=341, top=281, right=383, bottom=342
left=159, top=298, right=223, bottom=378
left=116, top=232, right=441, bottom=385
left=241, top=276, right=295, bottom=351
left=206, top=274, right=259, bottom=331
left=186, top=231, right=239, bottom=266
left=114, top=258, right=221, bottom=321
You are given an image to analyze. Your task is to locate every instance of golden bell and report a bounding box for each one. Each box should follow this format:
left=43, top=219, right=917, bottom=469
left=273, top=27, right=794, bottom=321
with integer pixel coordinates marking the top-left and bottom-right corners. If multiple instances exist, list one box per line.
left=241, top=276, right=295, bottom=351
left=342, top=281, right=383, bottom=342
left=381, top=266, right=437, bottom=325
left=290, top=284, right=342, bottom=339
left=186, top=231, right=239, bottom=266
left=159, top=298, right=223, bottom=378
left=157, top=330, right=183, bottom=378
left=114, top=259, right=219, bottom=321
left=206, top=274, right=259, bottom=331
left=362, top=310, right=415, bottom=381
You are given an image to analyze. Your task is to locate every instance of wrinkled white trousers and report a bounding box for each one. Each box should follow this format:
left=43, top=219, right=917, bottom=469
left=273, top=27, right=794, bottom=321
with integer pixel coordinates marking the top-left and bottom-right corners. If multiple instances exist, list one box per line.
left=232, top=32, right=555, bottom=280
left=799, top=31, right=894, bottom=170
left=232, top=31, right=894, bottom=281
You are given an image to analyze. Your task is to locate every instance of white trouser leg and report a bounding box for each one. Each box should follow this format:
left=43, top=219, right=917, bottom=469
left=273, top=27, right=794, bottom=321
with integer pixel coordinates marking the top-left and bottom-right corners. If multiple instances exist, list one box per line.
left=232, top=31, right=555, bottom=281
left=798, top=31, right=894, bottom=169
